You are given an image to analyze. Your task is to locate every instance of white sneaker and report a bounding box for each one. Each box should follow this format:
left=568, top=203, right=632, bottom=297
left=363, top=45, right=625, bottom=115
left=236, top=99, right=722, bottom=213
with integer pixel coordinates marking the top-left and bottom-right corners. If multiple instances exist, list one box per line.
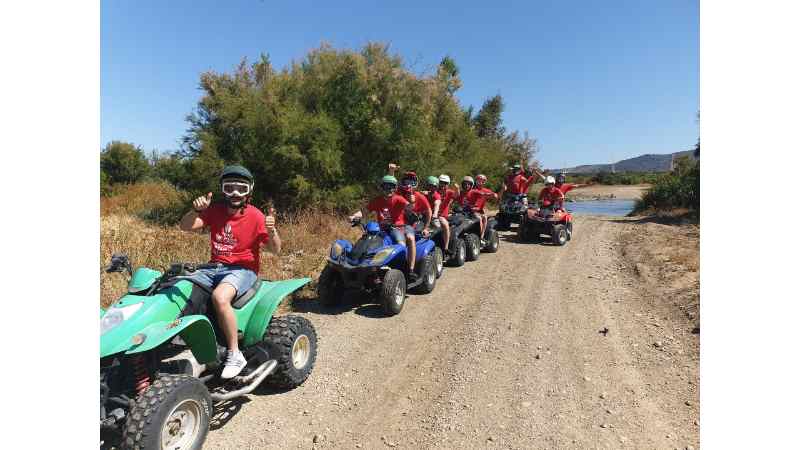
left=221, top=350, right=247, bottom=379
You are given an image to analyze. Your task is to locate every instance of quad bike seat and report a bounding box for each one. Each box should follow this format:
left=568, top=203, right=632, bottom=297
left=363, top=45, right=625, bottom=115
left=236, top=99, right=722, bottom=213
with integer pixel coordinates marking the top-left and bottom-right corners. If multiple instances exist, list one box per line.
left=231, top=278, right=263, bottom=309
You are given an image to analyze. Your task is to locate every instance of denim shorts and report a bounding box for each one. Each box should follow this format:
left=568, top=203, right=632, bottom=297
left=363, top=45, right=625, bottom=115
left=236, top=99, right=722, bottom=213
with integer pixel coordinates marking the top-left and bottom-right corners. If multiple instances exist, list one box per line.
left=179, top=264, right=258, bottom=295
left=389, top=225, right=415, bottom=244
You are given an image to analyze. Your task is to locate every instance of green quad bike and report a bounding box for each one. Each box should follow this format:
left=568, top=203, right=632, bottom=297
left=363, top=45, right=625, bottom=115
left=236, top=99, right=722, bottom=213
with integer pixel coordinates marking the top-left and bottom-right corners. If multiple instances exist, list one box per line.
left=100, top=254, right=317, bottom=450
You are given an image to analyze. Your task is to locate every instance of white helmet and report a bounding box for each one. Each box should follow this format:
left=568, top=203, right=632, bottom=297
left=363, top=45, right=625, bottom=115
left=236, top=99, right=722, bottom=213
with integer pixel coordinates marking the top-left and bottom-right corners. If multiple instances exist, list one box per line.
left=545, top=176, right=556, bottom=185
left=462, top=175, right=474, bottom=184
left=438, top=174, right=451, bottom=184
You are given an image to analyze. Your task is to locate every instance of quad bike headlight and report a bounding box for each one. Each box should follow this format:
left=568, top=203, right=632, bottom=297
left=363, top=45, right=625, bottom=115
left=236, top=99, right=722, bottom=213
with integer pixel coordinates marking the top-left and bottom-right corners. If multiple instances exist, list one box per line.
left=100, top=302, right=143, bottom=336
left=330, top=242, right=344, bottom=259
left=372, top=248, right=395, bottom=264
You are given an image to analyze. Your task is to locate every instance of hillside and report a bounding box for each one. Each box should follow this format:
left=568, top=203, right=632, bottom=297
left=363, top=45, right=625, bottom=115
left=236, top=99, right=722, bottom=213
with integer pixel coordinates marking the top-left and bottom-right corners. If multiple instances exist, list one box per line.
left=551, top=150, right=697, bottom=174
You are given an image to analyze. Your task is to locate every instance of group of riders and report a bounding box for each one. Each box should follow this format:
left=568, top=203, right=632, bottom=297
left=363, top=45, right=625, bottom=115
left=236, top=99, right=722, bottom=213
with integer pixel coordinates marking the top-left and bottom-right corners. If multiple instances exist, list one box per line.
left=181, top=163, right=584, bottom=379
left=350, top=162, right=586, bottom=282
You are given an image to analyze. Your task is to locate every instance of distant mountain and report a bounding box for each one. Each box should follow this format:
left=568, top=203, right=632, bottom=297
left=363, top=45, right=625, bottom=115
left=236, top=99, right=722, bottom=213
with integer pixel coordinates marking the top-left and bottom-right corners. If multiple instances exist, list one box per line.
left=549, top=150, right=697, bottom=174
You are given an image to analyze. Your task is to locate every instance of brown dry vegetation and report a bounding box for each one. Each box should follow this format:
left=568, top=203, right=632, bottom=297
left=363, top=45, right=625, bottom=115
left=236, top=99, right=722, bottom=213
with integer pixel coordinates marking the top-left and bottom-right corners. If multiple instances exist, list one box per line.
left=618, top=216, right=700, bottom=330
left=100, top=208, right=360, bottom=308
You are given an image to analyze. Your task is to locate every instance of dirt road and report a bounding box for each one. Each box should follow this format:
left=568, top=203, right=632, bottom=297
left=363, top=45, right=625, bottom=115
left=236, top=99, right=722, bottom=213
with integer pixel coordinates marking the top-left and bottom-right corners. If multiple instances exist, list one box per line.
left=205, top=215, right=699, bottom=450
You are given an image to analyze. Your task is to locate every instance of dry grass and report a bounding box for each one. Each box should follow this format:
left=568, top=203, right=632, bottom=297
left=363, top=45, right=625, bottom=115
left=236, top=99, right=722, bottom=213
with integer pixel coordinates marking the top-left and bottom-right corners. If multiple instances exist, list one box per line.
left=100, top=210, right=360, bottom=308
left=101, top=181, right=189, bottom=217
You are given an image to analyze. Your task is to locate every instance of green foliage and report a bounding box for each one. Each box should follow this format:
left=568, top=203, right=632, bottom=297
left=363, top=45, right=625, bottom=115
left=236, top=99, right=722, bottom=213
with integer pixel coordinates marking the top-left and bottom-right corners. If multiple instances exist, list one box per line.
left=178, top=43, right=538, bottom=211
left=100, top=141, right=150, bottom=185
left=634, top=157, right=699, bottom=213
left=587, top=171, right=664, bottom=185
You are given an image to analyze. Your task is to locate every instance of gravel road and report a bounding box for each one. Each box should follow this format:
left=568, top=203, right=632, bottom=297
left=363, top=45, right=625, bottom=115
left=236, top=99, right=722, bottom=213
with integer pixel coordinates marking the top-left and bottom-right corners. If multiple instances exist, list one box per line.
left=204, top=215, right=699, bottom=450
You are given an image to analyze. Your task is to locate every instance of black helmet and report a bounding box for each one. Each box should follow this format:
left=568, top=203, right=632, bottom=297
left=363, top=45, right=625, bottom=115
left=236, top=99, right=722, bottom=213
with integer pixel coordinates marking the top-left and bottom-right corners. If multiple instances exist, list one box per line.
left=220, top=165, right=254, bottom=183
left=220, top=165, right=254, bottom=209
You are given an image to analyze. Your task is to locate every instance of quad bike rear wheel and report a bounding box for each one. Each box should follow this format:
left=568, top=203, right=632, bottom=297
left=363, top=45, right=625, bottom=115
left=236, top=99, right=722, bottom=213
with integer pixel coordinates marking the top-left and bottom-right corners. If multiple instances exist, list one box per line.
left=447, top=238, right=467, bottom=267
left=122, top=374, right=211, bottom=450
left=262, top=315, right=317, bottom=389
left=380, top=269, right=407, bottom=315
left=433, top=246, right=444, bottom=278
left=317, top=265, right=344, bottom=307
left=552, top=224, right=568, bottom=246
left=566, top=222, right=573, bottom=241
left=483, top=228, right=500, bottom=253
left=465, top=233, right=481, bottom=261
left=412, top=253, right=437, bottom=294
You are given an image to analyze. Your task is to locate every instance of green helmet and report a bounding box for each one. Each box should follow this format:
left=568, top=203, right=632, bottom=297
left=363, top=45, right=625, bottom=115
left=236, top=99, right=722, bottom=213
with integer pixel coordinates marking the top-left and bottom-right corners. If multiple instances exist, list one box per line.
left=381, top=175, right=398, bottom=185
left=220, top=165, right=254, bottom=183
left=426, top=176, right=439, bottom=186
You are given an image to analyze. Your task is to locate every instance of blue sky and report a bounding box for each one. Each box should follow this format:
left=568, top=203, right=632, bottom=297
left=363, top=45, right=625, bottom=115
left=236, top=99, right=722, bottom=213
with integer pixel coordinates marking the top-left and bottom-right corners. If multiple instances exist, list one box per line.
left=102, top=0, right=698, bottom=169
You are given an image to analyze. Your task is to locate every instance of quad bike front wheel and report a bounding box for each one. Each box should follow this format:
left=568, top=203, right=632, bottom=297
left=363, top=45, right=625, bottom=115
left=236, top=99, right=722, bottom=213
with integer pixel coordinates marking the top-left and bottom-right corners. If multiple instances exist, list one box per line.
left=433, top=246, right=444, bottom=278
left=483, top=228, right=500, bottom=253
left=380, top=269, right=407, bottom=315
left=465, top=233, right=481, bottom=261
left=122, top=374, right=212, bottom=450
left=317, top=265, right=344, bottom=307
left=412, top=253, right=437, bottom=294
left=447, top=238, right=467, bottom=267
left=552, top=224, right=568, bottom=246
left=262, top=315, right=318, bottom=389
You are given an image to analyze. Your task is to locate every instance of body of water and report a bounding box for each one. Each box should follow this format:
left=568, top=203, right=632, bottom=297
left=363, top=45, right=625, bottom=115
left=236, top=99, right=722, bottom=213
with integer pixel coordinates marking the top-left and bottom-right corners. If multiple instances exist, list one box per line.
left=564, top=199, right=636, bottom=216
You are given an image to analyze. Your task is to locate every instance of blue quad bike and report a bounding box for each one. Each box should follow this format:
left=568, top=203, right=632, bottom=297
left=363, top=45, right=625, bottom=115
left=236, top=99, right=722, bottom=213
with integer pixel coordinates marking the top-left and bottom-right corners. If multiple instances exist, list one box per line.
left=317, top=218, right=438, bottom=315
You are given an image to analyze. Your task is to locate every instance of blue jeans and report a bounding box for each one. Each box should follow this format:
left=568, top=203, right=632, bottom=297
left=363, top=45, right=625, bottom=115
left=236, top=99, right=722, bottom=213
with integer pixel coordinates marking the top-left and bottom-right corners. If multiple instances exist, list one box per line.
left=180, top=263, right=258, bottom=295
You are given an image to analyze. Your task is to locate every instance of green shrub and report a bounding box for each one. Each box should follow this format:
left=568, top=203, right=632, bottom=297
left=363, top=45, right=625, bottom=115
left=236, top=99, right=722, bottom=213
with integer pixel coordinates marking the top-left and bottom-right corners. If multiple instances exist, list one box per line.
left=633, top=157, right=699, bottom=213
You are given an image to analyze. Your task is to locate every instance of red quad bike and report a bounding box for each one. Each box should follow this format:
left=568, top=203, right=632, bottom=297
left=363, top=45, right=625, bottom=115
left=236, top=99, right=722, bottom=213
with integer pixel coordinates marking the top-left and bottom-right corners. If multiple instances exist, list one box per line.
left=517, top=203, right=573, bottom=245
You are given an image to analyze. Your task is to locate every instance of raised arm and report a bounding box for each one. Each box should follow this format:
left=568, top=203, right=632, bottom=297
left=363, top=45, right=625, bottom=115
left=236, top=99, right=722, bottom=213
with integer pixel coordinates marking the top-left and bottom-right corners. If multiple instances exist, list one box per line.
left=180, top=192, right=212, bottom=231
left=264, top=207, right=281, bottom=255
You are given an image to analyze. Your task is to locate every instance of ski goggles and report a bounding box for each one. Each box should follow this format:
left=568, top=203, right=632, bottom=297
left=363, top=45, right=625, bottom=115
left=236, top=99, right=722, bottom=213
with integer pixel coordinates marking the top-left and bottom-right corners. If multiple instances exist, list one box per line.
left=222, top=181, right=252, bottom=196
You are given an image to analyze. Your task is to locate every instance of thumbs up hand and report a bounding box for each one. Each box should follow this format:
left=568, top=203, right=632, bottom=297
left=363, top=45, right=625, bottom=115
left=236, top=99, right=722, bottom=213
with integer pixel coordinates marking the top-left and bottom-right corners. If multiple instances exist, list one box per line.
left=193, top=192, right=213, bottom=212
left=265, top=207, right=276, bottom=232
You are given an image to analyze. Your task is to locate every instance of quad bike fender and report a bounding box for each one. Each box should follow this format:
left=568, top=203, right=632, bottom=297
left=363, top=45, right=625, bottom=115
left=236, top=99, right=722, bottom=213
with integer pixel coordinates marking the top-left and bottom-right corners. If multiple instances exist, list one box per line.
left=242, top=278, right=312, bottom=348
left=329, top=239, right=353, bottom=261
left=125, top=315, right=218, bottom=364
left=415, top=239, right=435, bottom=260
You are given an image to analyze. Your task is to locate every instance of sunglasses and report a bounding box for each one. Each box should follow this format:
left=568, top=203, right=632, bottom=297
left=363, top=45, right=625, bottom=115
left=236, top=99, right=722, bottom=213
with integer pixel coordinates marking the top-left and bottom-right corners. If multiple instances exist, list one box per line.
left=222, top=181, right=251, bottom=196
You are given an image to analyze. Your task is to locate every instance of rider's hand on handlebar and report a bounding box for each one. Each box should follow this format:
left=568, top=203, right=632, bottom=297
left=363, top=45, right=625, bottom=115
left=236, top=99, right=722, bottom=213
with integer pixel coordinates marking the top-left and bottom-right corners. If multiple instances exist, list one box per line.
left=192, top=192, right=213, bottom=212
left=422, top=227, right=430, bottom=237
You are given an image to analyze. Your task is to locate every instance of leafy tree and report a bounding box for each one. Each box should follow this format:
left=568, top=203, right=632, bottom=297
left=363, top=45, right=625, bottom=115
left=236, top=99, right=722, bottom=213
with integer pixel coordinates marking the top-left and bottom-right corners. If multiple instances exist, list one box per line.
left=473, top=95, right=506, bottom=139
left=180, top=43, right=538, bottom=211
left=100, top=141, right=150, bottom=184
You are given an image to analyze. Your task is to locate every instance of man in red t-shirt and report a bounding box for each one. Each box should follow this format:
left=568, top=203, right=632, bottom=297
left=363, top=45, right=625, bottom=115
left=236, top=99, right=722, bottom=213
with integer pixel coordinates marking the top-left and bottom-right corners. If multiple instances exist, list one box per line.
left=500, top=164, right=536, bottom=197
left=351, top=175, right=421, bottom=279
left=179, top=165, right=280, bottom=379
left=473, top=174, right=498, bottom=243
left=554, top=172, right=587, bottom=207
left=537, top=176, right=565, bottom=211
left=432, top=174, right=457, bottom=254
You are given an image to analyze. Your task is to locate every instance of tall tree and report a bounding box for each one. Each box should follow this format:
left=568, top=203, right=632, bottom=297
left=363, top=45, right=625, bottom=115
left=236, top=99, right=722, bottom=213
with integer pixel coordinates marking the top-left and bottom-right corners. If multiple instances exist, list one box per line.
left=100, top=141, right=150, bottom=184
left=473, top=95, right=506, bottom=139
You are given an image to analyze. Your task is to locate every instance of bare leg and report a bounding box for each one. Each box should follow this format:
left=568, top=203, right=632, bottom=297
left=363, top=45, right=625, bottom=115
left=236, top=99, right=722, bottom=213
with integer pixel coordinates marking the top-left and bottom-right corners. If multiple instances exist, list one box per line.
left=478, top=213, right=486, bottom=239
left=440, top=218, right=450, bottom=251
left=406, top=234, right=416, bottom=271
left=212, top=283, right=239, bottom=352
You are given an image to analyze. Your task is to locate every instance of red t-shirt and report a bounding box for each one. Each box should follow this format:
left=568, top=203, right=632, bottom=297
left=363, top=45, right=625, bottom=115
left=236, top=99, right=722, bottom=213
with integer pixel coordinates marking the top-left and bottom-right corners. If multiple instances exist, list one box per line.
left=505, top=173, right=533, bottom=195
left=438, top=189, right=457, bottom=217
left=411, top=191, right=431, bottom=215
left=538, top=186, right=565, bottom=206
left=425, top=190, right=441, bottom=211
left=367, top=194, right=409, bottom=226
left=556, top=183, right=576, bottom=194
left=472, top=187, right=496, bottom=212
left=456, top=189, right=485, bottom=211
left=199, top=204, right=269, bottom=273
